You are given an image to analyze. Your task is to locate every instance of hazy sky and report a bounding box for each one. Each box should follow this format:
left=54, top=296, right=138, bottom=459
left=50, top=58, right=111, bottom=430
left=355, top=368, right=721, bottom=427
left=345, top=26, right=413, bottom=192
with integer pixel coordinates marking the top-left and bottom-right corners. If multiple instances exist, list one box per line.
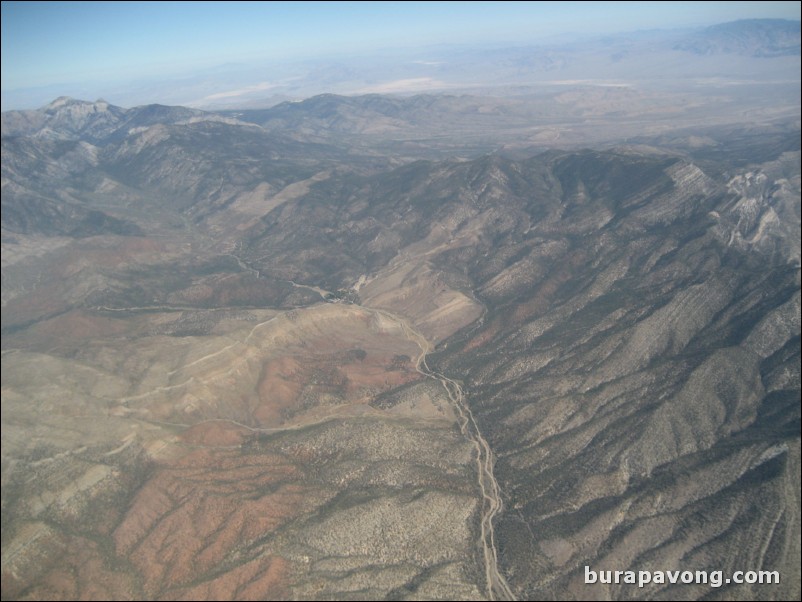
left=1, top=1, right=799, bottom=108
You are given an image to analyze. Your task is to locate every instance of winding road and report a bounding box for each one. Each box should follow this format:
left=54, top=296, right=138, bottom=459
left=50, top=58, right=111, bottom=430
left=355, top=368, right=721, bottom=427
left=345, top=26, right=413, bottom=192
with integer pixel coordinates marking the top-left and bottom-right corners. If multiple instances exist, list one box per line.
left=370, top=308, right=515, bottom=602
left=109, top=250, right=515, bottom=601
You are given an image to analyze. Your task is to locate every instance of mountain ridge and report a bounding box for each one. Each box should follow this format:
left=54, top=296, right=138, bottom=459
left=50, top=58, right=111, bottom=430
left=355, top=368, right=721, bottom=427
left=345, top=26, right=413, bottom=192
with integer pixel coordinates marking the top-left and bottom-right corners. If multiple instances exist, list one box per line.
left=1, top=89, right=800, bottom=600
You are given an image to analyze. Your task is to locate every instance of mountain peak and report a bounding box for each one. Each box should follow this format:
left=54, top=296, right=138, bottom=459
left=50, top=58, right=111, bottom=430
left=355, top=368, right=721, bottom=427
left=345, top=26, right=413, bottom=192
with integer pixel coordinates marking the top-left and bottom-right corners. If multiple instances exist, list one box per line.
left=43, top=97, right=113, bottom=112
left=44, top=96, right=77, bottom=110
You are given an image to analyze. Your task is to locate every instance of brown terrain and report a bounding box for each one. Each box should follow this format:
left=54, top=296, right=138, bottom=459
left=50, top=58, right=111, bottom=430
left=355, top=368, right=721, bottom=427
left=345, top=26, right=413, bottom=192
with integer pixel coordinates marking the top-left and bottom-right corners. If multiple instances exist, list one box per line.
left=2, top=24, right=800, bottom=598
left=2, top=226, right=485, bottom=599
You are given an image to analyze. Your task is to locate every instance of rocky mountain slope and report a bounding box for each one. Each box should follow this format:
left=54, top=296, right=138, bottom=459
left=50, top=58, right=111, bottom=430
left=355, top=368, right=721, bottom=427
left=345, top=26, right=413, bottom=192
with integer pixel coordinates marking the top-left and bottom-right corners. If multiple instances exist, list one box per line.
left=1, top=92, right=800, bottom=600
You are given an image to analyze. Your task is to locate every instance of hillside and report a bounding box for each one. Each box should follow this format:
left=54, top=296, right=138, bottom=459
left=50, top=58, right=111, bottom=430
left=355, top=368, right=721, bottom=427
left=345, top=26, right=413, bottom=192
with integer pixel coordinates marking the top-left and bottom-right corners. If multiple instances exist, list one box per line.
left=1, top=87, right=800, bottom=600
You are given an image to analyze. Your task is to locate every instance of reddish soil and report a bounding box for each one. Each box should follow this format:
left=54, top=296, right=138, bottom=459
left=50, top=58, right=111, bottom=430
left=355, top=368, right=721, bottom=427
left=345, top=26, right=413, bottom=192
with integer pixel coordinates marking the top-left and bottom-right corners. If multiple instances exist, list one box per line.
left=254, top=350, right=421, bottom=427
left=113, top=447, right=303, bottom=598
left=179, top=421, right=252, bottom=447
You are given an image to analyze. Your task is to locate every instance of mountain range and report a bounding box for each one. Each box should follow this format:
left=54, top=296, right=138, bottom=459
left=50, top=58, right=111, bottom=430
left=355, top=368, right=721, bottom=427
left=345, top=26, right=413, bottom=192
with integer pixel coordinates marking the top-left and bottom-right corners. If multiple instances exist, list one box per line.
left=1, top=19, right=800, bottom=602
left=2, top=19, right=800, bottom=111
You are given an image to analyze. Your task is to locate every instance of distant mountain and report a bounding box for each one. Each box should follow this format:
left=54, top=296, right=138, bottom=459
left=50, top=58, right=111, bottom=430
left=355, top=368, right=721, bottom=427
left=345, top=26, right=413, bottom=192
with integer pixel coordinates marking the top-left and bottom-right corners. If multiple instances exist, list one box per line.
left=0, top=96, right=249, bottom=142
left=674, top=19, right=801, bottom=57
left=3, top=20, right=799, bottom=112
left=222, top=93, right=541, bottom=149
left=2, top=97, right=126, bottom=141
left=191, top=19, right=802, bottom=110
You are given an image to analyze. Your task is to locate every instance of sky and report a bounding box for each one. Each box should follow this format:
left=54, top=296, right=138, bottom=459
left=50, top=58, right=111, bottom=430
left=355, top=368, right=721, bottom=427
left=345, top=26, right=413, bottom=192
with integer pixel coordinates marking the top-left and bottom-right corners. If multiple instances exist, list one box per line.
left=2, top=1, right=800, bottom=109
